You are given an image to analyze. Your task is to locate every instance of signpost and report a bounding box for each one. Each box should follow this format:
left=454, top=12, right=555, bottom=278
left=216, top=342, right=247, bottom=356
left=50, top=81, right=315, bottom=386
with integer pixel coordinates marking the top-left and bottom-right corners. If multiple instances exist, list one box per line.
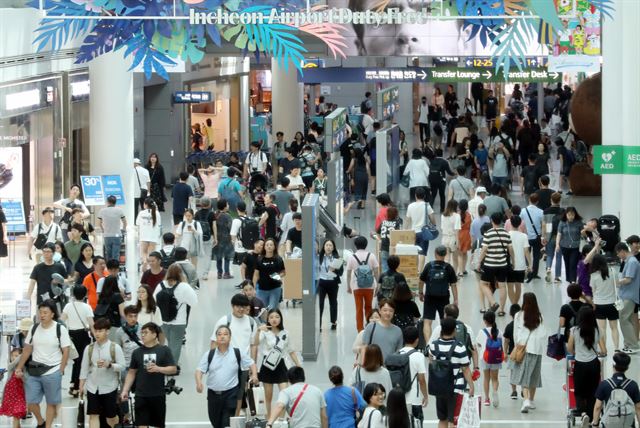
left=101, top=175, right=126, bottom=205
left=16, top=300, right=31, bottom=319
left=2, top=199, right=26, bottom=233
left=464, top=57, right=547, bottom=68
left=80, top=175, right=106, bottom=206
left=593, top=145, right=640, bottom=175
left=324, top=108, right=348, bottom=153
left=173, top=91, right=212, bottom=104
left=298, top=66, right=561, bottom=83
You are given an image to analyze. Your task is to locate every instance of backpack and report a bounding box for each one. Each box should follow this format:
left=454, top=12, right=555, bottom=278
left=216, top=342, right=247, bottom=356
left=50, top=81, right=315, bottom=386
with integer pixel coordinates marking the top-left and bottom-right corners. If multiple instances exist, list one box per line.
left=424, top=262, right=450, bottom=297
left=194, top=210, right=212, bottom=242
left=226, top=314, right=256, bottom=334
left=219, top=178, right=241, bottom=210
left=377, top=273, right=398, bottom=300
left=156, top=282, right=181, bottom=322
left=428, top=341, right=457, bottom=396
left=360, top=100, right=368, bottom=113
left=385, top=349, right=418, bottom=393
left=87, top=342, right=116, bottom=368
left=455, top=321, right=474, bottom=358
left=353, top=254, right=374, bottom=288
left=482, top=329, right=504, bottom=365
left=206, top=347, right=241, bottom=379
left=160, top=248, right=176, bottom=269
left=239, top=216, right=260, bottom=249
left=601, top=378, right=636, bottom=428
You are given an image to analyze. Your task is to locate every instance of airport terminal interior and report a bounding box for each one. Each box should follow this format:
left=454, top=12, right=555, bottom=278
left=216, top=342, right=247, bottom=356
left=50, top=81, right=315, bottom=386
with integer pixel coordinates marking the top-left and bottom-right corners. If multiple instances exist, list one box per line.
left=1, top=0, right=640, bottom=427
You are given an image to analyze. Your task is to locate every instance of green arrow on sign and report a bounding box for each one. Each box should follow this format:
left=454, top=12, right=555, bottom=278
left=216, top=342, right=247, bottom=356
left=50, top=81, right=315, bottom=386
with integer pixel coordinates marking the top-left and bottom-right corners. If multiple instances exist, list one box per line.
left=428, top=67, right=561, bottom=83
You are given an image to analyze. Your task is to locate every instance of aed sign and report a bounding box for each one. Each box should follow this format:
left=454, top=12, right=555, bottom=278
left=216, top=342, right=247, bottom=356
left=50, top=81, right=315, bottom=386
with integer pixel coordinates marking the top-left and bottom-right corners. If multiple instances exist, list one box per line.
left=593, top=146, right=640, bottom=175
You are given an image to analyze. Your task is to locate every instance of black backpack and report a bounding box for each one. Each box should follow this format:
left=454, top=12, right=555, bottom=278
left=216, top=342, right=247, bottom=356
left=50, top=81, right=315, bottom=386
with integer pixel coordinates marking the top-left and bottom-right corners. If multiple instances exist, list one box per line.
left=156, top=282, right=180, bottom=322
left=428, top=341, right=458, bottom=396
left=239, top=216, right=260, bottom=249
left=424, top=262, right=450, bottom=297
left=385, top=349, right=418, bottom=393
left=194, top=210, right=212, bottom=242
left=160, top=248, right=176, bottom=269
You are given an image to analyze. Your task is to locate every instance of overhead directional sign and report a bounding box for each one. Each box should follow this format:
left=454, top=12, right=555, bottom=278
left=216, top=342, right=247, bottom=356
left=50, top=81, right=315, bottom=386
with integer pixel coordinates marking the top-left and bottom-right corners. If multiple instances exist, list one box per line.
left=428, top=67, right=561, bottom=83
left=464, top=57, right=548, bottom=68
left=297, top=66, right=560, bottom=83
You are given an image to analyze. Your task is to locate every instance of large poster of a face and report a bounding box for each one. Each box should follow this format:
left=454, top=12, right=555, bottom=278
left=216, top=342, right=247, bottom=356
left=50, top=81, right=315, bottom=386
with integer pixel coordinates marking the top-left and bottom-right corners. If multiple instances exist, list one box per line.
left=0, top=147, right=23, bottom=200
left=330, top=0, right=481, bottom=56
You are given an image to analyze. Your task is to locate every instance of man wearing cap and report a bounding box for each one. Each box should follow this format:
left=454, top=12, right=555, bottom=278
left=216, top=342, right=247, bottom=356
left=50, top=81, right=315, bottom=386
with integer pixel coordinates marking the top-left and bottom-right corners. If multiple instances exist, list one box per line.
left=133, top=158, right=150, bottom=218
left=26, top=242, right=68, bottom=304
left=468, top=187, right=487, bottom=220
left=11, top=318, right=34, bottom=352
left=28, top=207, right=63, bottom=259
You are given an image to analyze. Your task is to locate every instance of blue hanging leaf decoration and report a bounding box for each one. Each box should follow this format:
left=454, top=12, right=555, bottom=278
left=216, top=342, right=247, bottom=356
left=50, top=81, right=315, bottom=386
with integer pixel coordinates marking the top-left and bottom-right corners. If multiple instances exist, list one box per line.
left=491, top=14, right=537, bottom=79
left=589, top=0, right=614, bottom=19
left=30, top=0, right=94, bottom=52
left=456, top=0, right=504, bottom=48
left=75, top=22, right=118, bottom=63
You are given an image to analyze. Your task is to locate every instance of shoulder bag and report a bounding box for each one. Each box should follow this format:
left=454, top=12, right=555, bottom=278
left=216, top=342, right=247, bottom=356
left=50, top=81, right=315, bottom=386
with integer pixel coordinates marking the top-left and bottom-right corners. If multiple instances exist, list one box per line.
left=494, top=227, right=512, bottom=270
left=134, top=167, right=148, bottom=200
left=419, top=202, right=439, bottom=241
left=510, top=325, right=531, bottom=364
left=262, top=331, right=287, bottom=370
left=289, top=383, right=309, bottom=417
left=34, top=224, right=53, bottom=250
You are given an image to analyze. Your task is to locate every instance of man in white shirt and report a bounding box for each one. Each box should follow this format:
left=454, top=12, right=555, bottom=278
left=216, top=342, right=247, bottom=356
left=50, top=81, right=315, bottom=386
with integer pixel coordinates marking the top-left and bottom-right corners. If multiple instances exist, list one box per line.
left=404, top=187, right=437, bottom=269
left=15, top=301, right=71, bottom=428
left=362, top=108, right=375, bottom=138
left=54, top=184, right=90, bottom=241
left=28, top=207, right=63, bottom=258
left=79, top=317, right=126, bottom=428
left=417, top=96, right=430, bottom=143
left=133, top=158, right=150, bottom=218
left=397, top=326, right=428, bottom=420
left=507, top=216, right=531, bottom=305
left=468, top=187, right=487, bottom=220
left=211, top=294, right=257, bottom=415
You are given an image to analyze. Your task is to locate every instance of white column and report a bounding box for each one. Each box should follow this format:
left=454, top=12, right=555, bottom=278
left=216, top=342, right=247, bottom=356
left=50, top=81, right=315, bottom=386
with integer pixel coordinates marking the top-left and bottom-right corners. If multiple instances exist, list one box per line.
left=602, top=0, right=640, bottom=239
left=89, top=52, right=138, bottom=283
left=271, top=58, right=303, bottom=143
left=240, top=73, right=250, bottom=151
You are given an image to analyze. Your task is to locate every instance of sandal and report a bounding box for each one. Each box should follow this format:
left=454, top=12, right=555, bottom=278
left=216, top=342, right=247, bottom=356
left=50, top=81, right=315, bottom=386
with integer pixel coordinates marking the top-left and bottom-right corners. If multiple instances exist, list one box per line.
left=489, top=303, right=500, bottom=313
left=497, top=311, right=506, bottom=317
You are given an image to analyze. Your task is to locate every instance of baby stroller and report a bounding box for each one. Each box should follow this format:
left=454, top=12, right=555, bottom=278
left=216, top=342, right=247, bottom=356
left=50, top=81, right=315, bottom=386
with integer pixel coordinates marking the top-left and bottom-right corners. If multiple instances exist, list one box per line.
left=598, top=215, right=620, bottom=262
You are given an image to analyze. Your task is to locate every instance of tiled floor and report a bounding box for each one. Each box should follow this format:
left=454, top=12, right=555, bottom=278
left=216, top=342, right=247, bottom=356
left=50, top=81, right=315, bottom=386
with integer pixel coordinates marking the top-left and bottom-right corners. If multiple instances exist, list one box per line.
left=0, top=179, right=638, bottom=428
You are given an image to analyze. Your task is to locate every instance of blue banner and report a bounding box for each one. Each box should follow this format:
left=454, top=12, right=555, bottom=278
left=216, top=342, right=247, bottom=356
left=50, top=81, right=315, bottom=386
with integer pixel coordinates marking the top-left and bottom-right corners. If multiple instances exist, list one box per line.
left=2, top=199, right=26, bottom=233
left=80, top=175, right=105, bottom=206
left=102, top=175, right=126, bottom=205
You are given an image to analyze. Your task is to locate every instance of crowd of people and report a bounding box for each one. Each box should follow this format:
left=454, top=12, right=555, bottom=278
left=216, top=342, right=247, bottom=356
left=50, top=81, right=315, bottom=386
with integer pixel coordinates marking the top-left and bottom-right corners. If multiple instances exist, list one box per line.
left=2, top=84, right=640, bottom=428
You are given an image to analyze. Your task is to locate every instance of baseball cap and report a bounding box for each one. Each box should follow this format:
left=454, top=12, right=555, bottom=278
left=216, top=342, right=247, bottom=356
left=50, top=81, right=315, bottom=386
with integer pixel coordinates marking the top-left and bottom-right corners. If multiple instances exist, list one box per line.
left=133, top=158, right=141, bottom=164
left=41, top=207, right=55, bottom=215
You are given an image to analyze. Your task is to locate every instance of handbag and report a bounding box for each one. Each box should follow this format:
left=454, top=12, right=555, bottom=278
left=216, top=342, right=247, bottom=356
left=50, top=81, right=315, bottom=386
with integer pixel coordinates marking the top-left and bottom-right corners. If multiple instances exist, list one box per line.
left=400, top=174, right=410, bottom=188
left=456, top=393, right=481, bottom=428
left=494, top=226, right=512, bottom=271
left=352, top=367, right=366, bottom=394
left=419, top=202, right=439, bottom=241
left=262, top=333, right=286, bottom=371
left=510, top=330, right=531, bottom=364
left=547, top=332, right=566, bottom=361
left=247, top=384, right=267, bottom=417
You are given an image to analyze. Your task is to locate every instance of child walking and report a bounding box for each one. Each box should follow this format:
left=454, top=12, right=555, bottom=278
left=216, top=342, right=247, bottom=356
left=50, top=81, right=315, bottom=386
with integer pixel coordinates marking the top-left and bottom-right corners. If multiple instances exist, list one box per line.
left=476, top=311, right=504, bottom=408
left=0, top=349, right=27, bottom=427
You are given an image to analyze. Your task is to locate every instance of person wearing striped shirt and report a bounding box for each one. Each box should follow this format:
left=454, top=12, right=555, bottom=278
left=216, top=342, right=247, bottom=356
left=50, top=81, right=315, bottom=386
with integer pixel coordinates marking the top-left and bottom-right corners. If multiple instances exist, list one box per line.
left=479, top=213, right=514, bottom=317
left=428, top=318, right=475, bottom=428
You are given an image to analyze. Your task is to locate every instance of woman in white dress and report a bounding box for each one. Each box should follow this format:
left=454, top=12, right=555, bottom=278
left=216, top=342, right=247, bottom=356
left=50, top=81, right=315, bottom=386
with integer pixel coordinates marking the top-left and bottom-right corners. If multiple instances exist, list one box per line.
left=175, top=208, right=203, bottom=266
left=441, top=199, right=461, bottom=271
left=135, top=198, right=161, bottom=271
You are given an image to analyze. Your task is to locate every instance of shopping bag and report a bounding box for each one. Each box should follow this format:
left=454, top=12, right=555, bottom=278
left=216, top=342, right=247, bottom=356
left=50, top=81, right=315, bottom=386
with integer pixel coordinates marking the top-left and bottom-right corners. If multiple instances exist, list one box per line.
left=247, top=384, right=267, bottom=417
left=455, top=393, right=481, bottom=428
left=546, top=333, right=566, bottom=361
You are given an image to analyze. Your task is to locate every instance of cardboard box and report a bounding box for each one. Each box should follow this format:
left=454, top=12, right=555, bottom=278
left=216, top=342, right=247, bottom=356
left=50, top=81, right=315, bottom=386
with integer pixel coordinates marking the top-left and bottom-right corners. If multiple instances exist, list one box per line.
left=283, top=258, right=303, bottom=300
left=390, top=230, right=416, bottom=251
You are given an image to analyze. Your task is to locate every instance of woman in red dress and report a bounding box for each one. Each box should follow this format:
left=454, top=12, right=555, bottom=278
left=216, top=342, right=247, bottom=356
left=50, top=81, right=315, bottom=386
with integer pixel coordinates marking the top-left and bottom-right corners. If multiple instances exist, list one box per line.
left=457, top=199, right=473, bottom=277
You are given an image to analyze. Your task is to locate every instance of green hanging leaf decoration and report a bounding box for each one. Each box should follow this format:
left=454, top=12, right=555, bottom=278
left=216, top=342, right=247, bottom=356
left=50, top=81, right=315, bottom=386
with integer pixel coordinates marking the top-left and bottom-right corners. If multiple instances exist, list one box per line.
left=528, top=0, right=563, bottom=32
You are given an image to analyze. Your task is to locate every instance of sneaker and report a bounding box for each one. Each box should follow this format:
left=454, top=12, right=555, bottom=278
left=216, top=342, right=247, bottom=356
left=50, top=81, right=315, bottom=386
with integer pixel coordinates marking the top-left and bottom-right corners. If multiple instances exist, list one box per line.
left=492, top=391, right=499, bottom=408
left=622, top=347, right=639, bottom=354
left=554, top=277, right=562, bottom=283
left=528, top=401, right=536, bottom=409
left=521, top=400, right=530, bottom=413
left=217, top=273, right=222, bottom=279
left=580, top=413, right=591, bottom=428
left=223, top=273, right=234, bottom=279
left=483, top=398, right=491, bottom=406
left=510, top=391, right=518, bottom=400
left=545, top=270, right=551, bottom=283
left=200, top=274, right=209, bottom=280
